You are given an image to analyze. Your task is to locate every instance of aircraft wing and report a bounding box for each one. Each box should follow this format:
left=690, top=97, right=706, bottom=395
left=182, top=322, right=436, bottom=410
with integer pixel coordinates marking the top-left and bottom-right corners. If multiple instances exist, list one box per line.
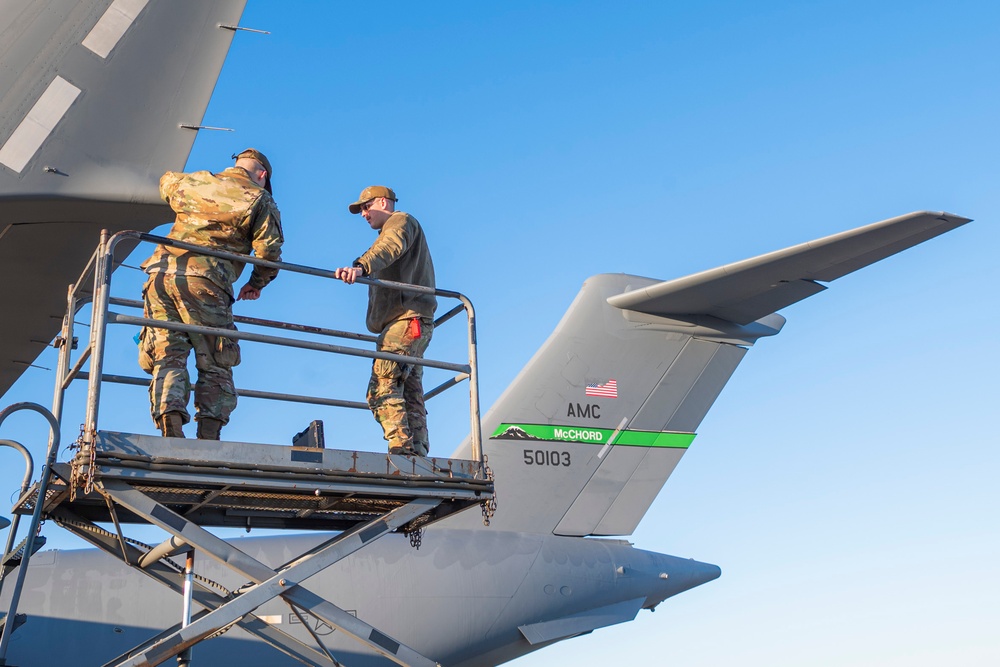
left=0, top=0, right=248, bottom=398
left=607, top=211, right=972, bottom=325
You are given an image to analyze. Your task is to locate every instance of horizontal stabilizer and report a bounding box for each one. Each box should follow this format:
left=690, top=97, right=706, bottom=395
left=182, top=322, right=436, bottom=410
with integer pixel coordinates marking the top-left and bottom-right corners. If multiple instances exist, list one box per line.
left=607, top=211, right=972, bottom=325
left=518, top=597, right=645, bottom=645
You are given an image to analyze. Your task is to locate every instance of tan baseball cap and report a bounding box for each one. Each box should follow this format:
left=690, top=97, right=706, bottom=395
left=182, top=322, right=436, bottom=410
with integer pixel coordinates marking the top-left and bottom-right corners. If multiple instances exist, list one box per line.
left=348, top=185, right=397, bottom=214
left=233, top=148, right=273, bottom=194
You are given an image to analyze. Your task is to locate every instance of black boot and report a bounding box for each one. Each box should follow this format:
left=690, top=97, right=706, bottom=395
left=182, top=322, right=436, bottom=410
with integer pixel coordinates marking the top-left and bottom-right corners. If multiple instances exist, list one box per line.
left=197, top=417, right=224, bottom=441
left=157, top=412, right=186, bottom=438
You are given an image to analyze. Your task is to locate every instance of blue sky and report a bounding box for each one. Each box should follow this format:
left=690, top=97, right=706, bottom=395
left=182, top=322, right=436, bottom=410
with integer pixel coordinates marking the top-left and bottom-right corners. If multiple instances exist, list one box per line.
left=2, top=1, right=998, bottom=665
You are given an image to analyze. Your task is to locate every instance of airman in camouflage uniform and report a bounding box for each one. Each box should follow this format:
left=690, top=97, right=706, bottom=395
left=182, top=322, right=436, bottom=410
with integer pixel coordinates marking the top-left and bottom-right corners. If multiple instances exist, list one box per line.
left=335, top=186, right=436, bottom=456
left=139, top=149, right=283, bottom=440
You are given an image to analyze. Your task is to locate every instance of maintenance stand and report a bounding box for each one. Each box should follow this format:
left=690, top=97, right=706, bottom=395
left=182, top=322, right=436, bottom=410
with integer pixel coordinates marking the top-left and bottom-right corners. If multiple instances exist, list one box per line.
left=0, top=231, right=495, bottom=667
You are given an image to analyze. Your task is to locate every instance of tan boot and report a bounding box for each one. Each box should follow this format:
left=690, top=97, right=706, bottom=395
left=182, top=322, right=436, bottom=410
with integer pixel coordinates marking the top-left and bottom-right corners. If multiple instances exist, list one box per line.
left=157, top=412, right=186, bottom=438
left=196, top=417, right=224, bottom=441
left=388, top=439, right=417, bottom=456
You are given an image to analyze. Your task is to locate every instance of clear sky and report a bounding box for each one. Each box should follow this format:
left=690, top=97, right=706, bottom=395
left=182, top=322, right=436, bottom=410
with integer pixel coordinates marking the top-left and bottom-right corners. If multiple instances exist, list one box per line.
left=2, top=1, right=998, bottom=665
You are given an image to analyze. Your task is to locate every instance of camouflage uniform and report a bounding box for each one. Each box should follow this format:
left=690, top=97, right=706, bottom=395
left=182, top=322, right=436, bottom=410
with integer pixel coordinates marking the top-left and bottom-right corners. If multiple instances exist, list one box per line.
left=139, top=166, right=283, bottom=427
left=353, top=211, right=437, bottom=455
left=368, top=317, right=434, bottom=455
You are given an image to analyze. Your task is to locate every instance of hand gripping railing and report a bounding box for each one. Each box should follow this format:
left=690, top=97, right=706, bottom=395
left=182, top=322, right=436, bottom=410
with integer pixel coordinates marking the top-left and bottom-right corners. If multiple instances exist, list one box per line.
left=65, top=229, right=484, bottom=478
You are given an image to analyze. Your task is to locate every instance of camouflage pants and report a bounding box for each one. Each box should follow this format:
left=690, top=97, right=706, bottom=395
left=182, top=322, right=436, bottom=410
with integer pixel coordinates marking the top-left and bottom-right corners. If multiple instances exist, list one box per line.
left=367, top=317, right=433, bottom=455
left=140, top=273, right=239, bottom=426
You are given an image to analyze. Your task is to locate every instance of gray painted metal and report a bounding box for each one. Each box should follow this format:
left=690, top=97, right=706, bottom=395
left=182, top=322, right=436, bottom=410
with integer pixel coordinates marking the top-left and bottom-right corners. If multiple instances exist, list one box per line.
left=11, top=431, right=491, bottom=534
left=518, top=597, right=646, bottom=645
left=51, top=506, right=336, bottom=667
left=108, top=312, right=472, bottom=375
left=92, top=431, right=485, bottom=483
left=0, top=528, right=722, bottom=667
left=100, top=481, right=441, bottom=667
left=632, top=338, right=747, bottom=433
left=0, top=0, right=248, bottom=397
left=79, top=371, right=372, bottom=410
left=444, top=271, right=776, bottom=537
left=607, top=211, right=972, bottom=324
left=108, top=296, right=381, bottom=344
left=593, top=448, right=686, bottom=536
left=83, top=230, right=112, bottom=455
left=138, top=536, right=190, bottom=569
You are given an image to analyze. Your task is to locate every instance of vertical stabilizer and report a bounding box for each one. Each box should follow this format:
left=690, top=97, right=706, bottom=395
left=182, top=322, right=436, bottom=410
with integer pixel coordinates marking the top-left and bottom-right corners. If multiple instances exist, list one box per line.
left=450, top=273, right=782, bottom=535
left=448, top=211, right=971, bottom=536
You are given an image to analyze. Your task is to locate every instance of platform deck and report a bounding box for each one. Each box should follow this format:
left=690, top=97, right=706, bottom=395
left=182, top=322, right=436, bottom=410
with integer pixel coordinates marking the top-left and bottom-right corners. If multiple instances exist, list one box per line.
left=13, top=431, right=493, bottom=533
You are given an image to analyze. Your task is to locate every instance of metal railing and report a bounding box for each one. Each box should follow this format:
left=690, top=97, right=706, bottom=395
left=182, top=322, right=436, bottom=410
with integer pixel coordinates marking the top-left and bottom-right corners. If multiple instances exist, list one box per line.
left=57, top=230, right=484, bottom=477
left=0, top=402, right=59, bottom=661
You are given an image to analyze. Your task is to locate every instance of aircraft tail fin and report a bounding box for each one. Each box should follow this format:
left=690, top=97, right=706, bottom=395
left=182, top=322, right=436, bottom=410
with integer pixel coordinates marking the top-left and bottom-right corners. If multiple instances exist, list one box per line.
left=449, top=211, right=971, bottom=536
left=450, top=272, right=779, bottom=536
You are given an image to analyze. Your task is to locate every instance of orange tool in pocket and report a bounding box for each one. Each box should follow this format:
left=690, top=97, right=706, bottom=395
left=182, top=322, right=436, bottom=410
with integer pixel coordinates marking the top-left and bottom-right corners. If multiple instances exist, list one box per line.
left=408, top=317, right=422, bottom=339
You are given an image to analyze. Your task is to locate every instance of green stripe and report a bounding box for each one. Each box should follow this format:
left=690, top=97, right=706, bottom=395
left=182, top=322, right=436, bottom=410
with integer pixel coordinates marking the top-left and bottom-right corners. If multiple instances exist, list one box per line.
left=491, top=423, right=695, bottom=449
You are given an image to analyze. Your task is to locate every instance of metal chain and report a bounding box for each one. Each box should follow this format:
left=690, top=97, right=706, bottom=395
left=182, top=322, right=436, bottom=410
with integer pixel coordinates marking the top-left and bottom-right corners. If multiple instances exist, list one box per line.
left=83, top=427, right=97, bottom=496
left=68, top=423, right=86, bottom=501
left=407, top=527, right=424, bottom=550
left=481, top=454, right=497, bottom=526
left=203, top=619, right=239, bottom=641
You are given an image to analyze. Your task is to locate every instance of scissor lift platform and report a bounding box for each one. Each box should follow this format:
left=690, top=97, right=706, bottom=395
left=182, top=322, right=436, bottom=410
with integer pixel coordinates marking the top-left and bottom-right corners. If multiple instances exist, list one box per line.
left=8, top=433, right=494, bottom=667
left=1, top=232, right=493, bottom=666
left=14, top=431, right=492, bottom=533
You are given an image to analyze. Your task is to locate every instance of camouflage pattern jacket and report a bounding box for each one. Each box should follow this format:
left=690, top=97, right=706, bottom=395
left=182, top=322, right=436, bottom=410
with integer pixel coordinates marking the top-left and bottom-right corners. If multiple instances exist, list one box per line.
left=141, top=166, right=284, bottom=295
left=355, top=211, right=436, bottom=333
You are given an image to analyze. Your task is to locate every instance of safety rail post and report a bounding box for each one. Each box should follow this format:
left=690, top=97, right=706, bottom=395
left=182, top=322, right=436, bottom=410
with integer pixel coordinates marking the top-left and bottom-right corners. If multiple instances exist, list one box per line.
left=449, top=292, right=482, bottom=468
left=0, top=440, right=35, bottom=593
left=0, top=404, right=61, bottom=665
left=51, top=282, right=78, bottom=428
left=57, top=241, right=101, bottom=396
left=82, top=230, right=113, bottom=447
left=466, top=295, right=483, bottom=468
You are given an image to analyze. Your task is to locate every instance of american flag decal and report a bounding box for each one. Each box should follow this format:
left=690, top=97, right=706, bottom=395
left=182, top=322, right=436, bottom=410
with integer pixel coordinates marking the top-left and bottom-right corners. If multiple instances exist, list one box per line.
left=585, top=379, right=618, bottom=398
